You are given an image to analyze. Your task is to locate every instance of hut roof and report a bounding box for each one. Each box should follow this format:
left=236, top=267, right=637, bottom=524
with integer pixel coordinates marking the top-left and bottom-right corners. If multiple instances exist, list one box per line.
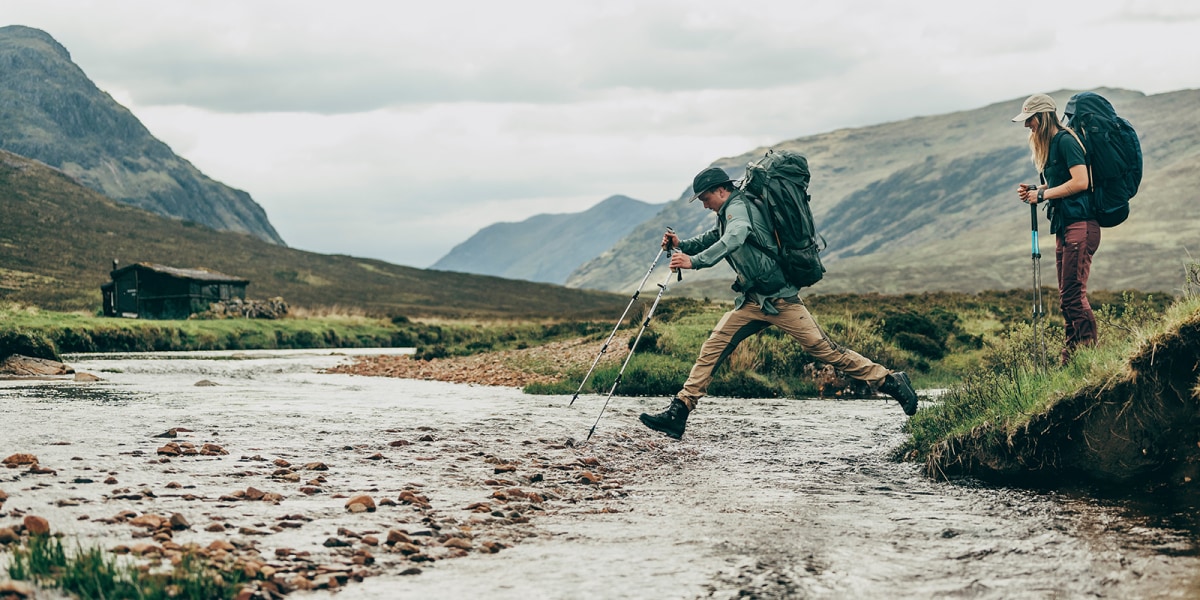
left=112, top=262, right=249, bottom=284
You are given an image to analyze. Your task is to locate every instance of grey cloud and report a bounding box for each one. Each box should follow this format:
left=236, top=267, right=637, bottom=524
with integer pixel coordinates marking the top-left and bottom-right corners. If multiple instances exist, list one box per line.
left=74, top=14, right=858, bottom=114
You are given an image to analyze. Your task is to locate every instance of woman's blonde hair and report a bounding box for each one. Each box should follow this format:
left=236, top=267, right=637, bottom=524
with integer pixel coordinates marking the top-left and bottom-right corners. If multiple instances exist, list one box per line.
left=1028, top=111, right=1084, bottom=172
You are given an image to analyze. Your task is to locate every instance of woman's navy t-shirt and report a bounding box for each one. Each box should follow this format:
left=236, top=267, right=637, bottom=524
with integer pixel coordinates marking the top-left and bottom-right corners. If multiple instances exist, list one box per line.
left=1045, top=130, right=1094, bottom=234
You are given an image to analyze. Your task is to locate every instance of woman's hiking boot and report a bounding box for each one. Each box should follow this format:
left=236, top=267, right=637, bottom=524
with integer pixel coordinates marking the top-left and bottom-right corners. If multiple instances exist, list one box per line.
left=639, top=398, right=690, bottom=439
left=880, top=371, right=919, bottom=416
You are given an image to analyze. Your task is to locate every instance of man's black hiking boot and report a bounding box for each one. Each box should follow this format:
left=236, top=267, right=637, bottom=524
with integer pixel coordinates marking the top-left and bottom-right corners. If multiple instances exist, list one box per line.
left=639, top=398, right=689, bottom=439
left=881, top=371, right=919, bottom=416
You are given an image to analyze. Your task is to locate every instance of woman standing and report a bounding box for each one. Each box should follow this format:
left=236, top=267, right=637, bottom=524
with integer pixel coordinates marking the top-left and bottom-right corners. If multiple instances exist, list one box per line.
left=1013, top=93, right=1100, bottom=364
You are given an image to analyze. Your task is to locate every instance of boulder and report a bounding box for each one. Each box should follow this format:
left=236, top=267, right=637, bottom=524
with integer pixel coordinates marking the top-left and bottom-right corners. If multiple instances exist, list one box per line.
left=2, top=454, right=37, bottom=466
left=0, top=354, right=73, bottom=376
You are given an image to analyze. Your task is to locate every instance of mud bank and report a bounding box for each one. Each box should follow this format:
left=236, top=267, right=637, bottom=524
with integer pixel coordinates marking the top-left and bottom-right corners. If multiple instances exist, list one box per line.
left=928, top=305, right=1200, bottom=493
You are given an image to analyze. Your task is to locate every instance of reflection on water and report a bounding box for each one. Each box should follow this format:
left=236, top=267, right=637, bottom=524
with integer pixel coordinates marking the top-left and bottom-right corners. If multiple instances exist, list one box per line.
left=9, top=383, right=149, bottom=405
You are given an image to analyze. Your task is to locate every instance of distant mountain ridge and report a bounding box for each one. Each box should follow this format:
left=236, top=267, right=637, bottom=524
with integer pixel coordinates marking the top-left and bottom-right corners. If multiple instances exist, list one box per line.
left=0, top=25, right=285, bottom=245
left=566, top=87, right=1200, bottom=297
left=431, top=195, right=662, bottom=284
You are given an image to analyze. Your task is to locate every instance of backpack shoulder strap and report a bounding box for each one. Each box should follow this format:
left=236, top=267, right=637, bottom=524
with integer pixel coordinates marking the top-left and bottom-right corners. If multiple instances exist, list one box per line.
left=739, top=194, right=778, bottom=259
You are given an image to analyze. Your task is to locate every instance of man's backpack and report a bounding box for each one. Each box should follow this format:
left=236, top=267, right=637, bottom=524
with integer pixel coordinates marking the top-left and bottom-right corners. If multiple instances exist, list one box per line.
left=739, top=149, right=825, bottom=288
left=1064, top=91, right=1143, bottom=228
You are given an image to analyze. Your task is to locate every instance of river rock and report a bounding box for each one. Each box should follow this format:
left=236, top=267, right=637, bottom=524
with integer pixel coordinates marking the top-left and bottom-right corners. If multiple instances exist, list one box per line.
left=0, top=581, right=35, bottom=598
left=169, top=513, right=190, bottom=530
left=74, top=372, right=102, bottom=382
left=345, top=495, right=376, bottom=513
left=578, top=471, right=602, bottom=484
left=398, top=490, right=430, bottom=507
left=0, top=355, right=73, bottom=376
left=23, top=515, right=50, bottom=535
left=386, top=529, right=412, bottom=545
left=2, top=453, right=38, bottom=466
left=0, top=488, right=7, bottom=503
left=0, top=527, right=17, bottom=544
left=129, top=514, right=165, bottom=529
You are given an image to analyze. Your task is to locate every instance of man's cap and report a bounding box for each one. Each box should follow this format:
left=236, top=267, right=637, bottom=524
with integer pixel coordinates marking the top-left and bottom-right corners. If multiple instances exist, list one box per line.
left=1012, top=93, right=1057, bottom=122
left=689, top=166, right=733, bottom=202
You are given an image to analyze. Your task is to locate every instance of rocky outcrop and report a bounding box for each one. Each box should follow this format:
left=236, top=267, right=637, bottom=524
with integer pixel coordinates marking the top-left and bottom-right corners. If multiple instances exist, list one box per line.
left=0, top=25, right=285, bottom=245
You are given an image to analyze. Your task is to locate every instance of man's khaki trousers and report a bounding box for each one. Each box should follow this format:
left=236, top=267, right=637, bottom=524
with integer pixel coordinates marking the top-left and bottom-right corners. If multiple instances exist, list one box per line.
left=676, top=297, right=889, bottom=410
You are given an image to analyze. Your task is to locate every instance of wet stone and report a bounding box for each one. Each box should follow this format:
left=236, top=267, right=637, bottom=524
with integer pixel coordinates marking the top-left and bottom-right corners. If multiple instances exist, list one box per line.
left=169, top=513, right=190, bottom=530
left=345, top=495, right=376, bottom=513
left=23, top=515, right=50, bottom=536
left=2, top=454, right=38, bottom=466
left=386, top=530, right=413, bottom=545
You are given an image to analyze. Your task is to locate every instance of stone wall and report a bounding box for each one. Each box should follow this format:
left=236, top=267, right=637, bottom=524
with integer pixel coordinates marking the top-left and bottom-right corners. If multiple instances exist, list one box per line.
left=195, top=297, right=289, bottom=320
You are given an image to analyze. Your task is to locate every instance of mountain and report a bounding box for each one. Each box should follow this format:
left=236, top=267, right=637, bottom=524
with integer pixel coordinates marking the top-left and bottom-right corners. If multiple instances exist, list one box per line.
left=567, top=88, right=1200, bottom=297
left=0, top=25, right=285, bottom=245
left=0, top=149, right=627, bottom=319
left=430, top=195, right=662, bottom=284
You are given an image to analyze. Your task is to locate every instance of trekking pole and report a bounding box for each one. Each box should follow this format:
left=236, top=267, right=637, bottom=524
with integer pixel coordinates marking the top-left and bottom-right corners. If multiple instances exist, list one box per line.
left=568, top=245, right=668, bottom=407
left=1030, top=200, right=1048, bottom=369
left=585, top=242, right=680, bottom=442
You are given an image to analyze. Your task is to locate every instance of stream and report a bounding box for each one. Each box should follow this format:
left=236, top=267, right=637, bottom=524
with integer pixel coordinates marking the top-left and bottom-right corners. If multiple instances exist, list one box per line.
left=1, top=349, right=1197, bottom=599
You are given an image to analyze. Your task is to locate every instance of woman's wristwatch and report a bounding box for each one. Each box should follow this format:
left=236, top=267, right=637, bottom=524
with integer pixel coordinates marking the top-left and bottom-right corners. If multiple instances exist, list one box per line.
left=1037, top=188, right=1045, bottom=203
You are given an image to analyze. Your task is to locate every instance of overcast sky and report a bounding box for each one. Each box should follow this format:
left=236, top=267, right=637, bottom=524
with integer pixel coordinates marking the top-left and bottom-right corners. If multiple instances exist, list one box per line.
left=4, top=1, right=1200, bottom=267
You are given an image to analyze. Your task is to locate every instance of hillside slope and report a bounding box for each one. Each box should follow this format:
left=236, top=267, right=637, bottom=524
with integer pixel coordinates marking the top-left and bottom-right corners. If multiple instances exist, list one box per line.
left=0, top=25, right=285, bottom=245
left=431, top=195, right=662, bottom=284
left=0, top=150, right=627, bottom=319
left=568, top=88, right=1199, bottom=297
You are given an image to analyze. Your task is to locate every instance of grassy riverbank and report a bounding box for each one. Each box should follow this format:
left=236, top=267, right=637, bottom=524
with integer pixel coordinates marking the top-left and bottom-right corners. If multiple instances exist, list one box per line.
left=521, top=289, right=1172, bottom=398
left=0, top=303, right=608, bottom=361
left=900, top=281, right=1200, bottom=489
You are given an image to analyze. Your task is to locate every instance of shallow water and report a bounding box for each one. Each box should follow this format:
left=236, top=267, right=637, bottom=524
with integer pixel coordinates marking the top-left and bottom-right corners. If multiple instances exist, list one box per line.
left=1, top=350, right=1197, bottom=599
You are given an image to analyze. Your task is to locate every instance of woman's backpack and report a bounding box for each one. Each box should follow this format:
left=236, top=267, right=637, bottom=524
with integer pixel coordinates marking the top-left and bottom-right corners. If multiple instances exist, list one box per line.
left=1064, top=92, right=1143, bottom=228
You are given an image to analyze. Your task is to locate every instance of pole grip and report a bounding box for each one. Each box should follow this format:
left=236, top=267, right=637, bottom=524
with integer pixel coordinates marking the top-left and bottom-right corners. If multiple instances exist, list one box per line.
left=1030, top=203, right=1040, bottom=257
left=666, top=227, right=682, bottom=281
